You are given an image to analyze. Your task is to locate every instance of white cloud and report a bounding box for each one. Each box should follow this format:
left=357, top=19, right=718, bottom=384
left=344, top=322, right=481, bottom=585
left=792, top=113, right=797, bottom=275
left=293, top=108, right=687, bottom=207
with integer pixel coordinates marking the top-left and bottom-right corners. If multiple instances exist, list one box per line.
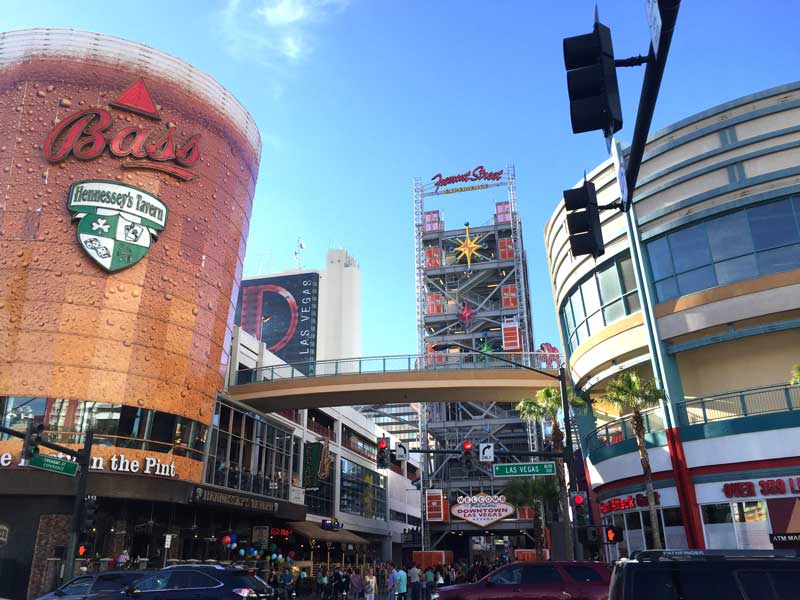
left=218, top=0, right=347, bottom=64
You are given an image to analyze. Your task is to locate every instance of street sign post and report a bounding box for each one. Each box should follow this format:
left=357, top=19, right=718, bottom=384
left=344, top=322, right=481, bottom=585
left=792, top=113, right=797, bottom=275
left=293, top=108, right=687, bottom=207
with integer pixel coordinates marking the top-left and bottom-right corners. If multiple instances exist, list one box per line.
left=611, top=139, right=629, bottom=211
left=493, top=462, right=556, bottom=477
left=479, top=443, right=494, bottom=463
left=29, top=454, right=78, bottom=477
left=645, top=0, right=662, bottom=58
left=395, top=441, right=409, bottom=462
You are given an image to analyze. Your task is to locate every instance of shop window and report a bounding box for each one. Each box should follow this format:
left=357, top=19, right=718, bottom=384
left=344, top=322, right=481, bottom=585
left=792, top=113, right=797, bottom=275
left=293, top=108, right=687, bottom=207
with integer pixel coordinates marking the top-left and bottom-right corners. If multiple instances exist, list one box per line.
left=733, top=501, right=772, bottom=549
left=701, top=503, right=736, bottom=549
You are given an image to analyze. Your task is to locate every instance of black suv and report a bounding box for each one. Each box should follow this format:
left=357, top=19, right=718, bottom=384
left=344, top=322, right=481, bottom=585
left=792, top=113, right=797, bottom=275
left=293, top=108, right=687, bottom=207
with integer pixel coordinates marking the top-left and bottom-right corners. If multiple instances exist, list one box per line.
left=36, top=571, right=149, bottom=600
left=94, top=565, right=274, bottom=600
left=609, top=550, right=800, bottom=600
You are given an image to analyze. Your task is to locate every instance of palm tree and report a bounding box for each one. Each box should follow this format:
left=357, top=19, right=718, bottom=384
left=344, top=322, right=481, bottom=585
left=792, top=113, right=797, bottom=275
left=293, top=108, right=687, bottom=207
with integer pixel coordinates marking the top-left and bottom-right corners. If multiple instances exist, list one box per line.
left=790, top=364, right=800, bottom=385
left=503, top=477, right=559, bottom=552
left=603, top=372, right=666, bottom=550
left=517, top=386, right=583, bottom=560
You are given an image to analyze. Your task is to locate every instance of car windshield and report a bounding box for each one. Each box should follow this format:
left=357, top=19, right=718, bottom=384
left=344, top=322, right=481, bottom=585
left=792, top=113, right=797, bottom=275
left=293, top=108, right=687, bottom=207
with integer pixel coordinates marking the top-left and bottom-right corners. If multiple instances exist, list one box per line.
left=229, top=572, right=270, bottom=591
left=92, top=573, right=144, bottom=592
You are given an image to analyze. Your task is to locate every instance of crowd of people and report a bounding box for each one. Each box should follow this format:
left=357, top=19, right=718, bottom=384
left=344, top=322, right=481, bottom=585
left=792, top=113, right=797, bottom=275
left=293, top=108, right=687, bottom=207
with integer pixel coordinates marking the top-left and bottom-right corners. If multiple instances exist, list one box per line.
left=312, top=559, right=506, bottom=600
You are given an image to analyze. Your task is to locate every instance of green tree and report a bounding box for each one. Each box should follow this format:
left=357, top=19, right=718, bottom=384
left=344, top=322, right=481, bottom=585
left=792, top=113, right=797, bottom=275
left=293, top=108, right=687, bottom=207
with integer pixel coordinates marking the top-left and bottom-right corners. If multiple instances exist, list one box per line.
left=503, top=477, right=559, bottom=552
left=603, top=372, right=666, bottom=550
left=790, top=364, right=800, bottom=385
left=517, top=386, right=583, bottom=560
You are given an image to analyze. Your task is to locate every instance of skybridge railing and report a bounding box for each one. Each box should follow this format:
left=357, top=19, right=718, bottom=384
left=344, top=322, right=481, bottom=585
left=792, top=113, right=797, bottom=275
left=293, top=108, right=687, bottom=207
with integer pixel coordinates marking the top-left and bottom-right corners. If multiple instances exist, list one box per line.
left=235, top=351, right=563, bottom=384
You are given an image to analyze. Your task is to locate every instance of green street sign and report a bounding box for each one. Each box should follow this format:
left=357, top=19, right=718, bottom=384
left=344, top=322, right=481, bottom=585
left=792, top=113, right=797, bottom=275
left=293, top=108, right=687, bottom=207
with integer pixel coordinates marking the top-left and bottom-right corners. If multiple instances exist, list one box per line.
left=29, top=454, right=78, bottom=477
left=493, top=462, right=556, bottom=477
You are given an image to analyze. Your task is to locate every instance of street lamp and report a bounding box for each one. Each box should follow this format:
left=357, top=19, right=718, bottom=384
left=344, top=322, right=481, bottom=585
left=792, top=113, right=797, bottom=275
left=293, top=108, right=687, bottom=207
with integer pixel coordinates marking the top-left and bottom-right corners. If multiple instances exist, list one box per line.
left=431, top=342, right=577, bottom=493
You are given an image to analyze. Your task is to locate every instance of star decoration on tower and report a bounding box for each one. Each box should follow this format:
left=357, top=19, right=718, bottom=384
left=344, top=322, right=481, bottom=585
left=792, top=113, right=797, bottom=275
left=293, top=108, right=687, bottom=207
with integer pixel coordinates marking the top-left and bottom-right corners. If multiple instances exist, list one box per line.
left=453, top=222, right=483, bottom=273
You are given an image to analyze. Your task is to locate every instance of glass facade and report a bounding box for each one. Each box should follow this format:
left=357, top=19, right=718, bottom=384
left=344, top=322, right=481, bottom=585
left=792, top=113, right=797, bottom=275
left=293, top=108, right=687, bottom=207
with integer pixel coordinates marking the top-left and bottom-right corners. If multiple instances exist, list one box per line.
left=305, top=443, right=336, bottom=517
left=204, top=400, right=294, bottom=500
left=560, top=253, right=641, bottom=352
left=647, top=197, right=800, bottom=302
left=602, top=506, right=687, bottom=560
left=701, top=501, right=772, bottom=549
left=0, top=396, right=207, bottom=459
left=340, top=457, right=387, bottom=520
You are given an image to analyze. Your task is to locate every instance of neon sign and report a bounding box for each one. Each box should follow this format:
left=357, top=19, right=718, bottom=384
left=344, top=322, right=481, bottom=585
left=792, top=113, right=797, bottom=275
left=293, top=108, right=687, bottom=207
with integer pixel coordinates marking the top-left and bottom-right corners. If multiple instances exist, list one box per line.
left=431, top=165, right=503, bottom=194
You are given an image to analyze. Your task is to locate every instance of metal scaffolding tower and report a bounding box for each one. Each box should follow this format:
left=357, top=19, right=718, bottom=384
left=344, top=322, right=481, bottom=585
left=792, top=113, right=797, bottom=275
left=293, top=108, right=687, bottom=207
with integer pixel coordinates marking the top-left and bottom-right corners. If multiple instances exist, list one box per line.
left=412, top=164, right=540, bottom=550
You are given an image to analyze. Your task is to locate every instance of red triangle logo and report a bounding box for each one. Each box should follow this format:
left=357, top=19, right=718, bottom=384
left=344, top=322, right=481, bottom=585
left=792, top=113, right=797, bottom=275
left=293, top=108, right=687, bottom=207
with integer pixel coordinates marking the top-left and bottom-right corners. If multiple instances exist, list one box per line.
left=109, top=79, right=160, bottom=120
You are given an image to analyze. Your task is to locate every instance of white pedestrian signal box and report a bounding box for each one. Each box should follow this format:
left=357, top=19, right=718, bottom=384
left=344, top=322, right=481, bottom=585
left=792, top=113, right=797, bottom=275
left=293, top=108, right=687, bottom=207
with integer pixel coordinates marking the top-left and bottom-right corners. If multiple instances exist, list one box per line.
left=479, top=443, right=494, bottom=463
left=395, top=441, right=409, bottom=462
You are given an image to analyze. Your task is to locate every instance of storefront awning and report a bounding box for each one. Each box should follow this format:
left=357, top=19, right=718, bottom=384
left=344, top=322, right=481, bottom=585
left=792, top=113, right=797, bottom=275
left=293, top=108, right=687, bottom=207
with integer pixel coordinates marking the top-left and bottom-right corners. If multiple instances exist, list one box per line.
left=289, top=521, right=371, bottom=545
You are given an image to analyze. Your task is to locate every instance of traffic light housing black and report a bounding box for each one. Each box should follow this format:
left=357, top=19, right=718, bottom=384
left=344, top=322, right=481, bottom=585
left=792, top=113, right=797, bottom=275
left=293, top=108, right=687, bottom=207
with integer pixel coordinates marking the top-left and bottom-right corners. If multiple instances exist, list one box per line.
left=77, top=543, right=92, bottom=558
left=585, top=527, right=600, bottom=544
left=571, top=491, right=588, bottom=523
left=376, top=437, right=389, bottom=469
left=564, top=181, right=604, bottom=258
left=563, top=21, right=623, bottom=137
left=22, top=420, right=45, bottom=461
left=461, top=440, right=474, bottom=470
left=81, top=496, right=97, bottom=533
left=605, top=525, right=624, bottom=543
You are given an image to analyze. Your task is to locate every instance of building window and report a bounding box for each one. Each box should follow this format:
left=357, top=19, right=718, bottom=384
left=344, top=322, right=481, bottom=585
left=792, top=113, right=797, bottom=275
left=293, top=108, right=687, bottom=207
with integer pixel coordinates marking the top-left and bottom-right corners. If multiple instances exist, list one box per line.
left=390, top=510, right=406, bottom=523
left=602, top=506, right=686, bottom=561
left=559, top=253, right=640, bottom=353
left=0, top=396, right=207, bottom=459
left=340, top=458, right=386, bottom=520
left=647, top=196, right=800, bottom=302
left=204, top=399, right=293, bottom=499
left=700, top=501, right=772, bottom=550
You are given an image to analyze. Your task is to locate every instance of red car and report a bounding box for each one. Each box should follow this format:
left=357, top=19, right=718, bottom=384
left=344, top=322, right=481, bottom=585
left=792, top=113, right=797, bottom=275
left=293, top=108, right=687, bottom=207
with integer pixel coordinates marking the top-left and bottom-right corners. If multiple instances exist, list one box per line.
left=434, top=561, right=611, bottom=600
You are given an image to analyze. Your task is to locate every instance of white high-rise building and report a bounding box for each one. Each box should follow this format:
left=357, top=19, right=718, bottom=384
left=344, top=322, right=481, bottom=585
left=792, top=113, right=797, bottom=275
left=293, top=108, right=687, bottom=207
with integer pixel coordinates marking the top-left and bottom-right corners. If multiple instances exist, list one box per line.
left=317, top=248, right=362, bottom=362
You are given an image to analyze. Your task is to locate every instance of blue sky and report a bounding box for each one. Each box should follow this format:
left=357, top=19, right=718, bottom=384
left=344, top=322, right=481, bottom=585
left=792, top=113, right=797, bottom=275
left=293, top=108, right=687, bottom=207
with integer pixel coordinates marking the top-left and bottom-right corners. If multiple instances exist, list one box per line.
left=6, top=1, right=798, bottom=357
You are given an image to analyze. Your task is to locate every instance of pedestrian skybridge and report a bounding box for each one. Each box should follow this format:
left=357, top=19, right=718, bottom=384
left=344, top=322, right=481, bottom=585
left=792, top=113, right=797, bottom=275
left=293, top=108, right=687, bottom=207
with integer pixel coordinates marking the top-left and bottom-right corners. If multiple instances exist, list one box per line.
left=229, top=352, right=561, bottom=411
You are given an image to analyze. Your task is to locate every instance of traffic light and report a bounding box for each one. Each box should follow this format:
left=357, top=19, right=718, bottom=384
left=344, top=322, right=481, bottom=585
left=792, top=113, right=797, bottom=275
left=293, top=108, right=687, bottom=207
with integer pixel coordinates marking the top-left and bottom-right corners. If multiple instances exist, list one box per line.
left=22, top=420, right=45, bottom=462
left=81, top=496, right=97, bottom=533
left=605, top=526, right=624, bottom=543
left=570, top=491, right=588, bottom=525
left=563, top=21, right=623, bottom=137
left=564, top=180, right=604, bottom=258
left=376, top=437, right=389, bottom=469
left=461, top=440, right=474, bottom=470
left=77, top=543, right=92, bottom=558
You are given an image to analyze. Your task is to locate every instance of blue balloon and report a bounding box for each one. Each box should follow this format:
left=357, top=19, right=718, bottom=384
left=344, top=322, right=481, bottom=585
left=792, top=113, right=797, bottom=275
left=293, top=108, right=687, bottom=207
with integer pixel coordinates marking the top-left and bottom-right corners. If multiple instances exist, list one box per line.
left=239, top=548, right=246, bottom=556
left=271, top=553, right=277, bottom=560
left=230, top=533, right=239, bottom=542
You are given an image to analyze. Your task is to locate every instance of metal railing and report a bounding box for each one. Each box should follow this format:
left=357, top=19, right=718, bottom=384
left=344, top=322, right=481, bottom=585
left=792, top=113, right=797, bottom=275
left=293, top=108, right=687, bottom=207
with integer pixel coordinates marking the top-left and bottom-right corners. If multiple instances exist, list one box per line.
left=584, top=383, right=800, bottom=452
left=679, top=383, right=800, bottom=425
left=307, top=420, right=336, bottom=442
left=584, top=407, right=665, bottom=452
left=236, top=351, right=562, bottom=384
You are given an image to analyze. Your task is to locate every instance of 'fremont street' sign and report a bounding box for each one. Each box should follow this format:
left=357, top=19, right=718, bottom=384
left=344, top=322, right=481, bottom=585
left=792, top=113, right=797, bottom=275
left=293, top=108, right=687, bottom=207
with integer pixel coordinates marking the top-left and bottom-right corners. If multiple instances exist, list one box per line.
left=494, top=462, right=556, bottom=477
left=29, top=454, right=78, bottom=477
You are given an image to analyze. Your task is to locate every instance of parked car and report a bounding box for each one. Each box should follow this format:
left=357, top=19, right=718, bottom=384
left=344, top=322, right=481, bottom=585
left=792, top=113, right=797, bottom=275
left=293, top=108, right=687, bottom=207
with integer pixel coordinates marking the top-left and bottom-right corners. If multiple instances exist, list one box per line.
left=93, top=564, right=274, bottom=600
left=36, top=571, right=148, bottom=600
left=433, top=561, right=611, bottom=600
left=608, top=549, right=800, bottom=600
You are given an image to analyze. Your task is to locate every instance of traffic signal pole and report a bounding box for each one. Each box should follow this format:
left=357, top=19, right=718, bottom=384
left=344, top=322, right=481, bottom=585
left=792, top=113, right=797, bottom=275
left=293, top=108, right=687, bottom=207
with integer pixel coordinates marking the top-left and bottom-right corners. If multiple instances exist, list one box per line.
left=432, top=342, right=580, bottom=556
left=0, top=424, right=94, bottom=582
left=64, top=431, right=93, bottom=582
left=623, top=0, right=682, bottom=207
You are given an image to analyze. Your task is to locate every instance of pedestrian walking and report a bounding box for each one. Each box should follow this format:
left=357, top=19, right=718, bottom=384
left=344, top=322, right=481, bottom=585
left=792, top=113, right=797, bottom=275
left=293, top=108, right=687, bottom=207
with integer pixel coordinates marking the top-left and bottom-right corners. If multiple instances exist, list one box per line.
left=351, top=568, right=365, bottom=600
left=387, top=563, right=398, bottom=600
left=407, top=563, right=420, bottom=600
left=365, top=568, right=377, bottom=600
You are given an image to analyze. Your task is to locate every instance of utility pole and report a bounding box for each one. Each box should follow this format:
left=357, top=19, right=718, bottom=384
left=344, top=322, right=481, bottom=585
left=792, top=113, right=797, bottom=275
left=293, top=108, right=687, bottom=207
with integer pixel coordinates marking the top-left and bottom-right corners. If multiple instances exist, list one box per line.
left=64, top=431, right=93, bottom=581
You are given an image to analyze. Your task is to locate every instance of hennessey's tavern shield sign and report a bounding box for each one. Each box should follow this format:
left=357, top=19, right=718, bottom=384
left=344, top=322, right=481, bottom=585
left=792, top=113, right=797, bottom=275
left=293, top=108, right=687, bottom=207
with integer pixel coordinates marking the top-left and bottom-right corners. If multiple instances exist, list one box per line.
left=68, top=180, right=167, bottom=272
left=43, top=78, right=202, bottom=273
